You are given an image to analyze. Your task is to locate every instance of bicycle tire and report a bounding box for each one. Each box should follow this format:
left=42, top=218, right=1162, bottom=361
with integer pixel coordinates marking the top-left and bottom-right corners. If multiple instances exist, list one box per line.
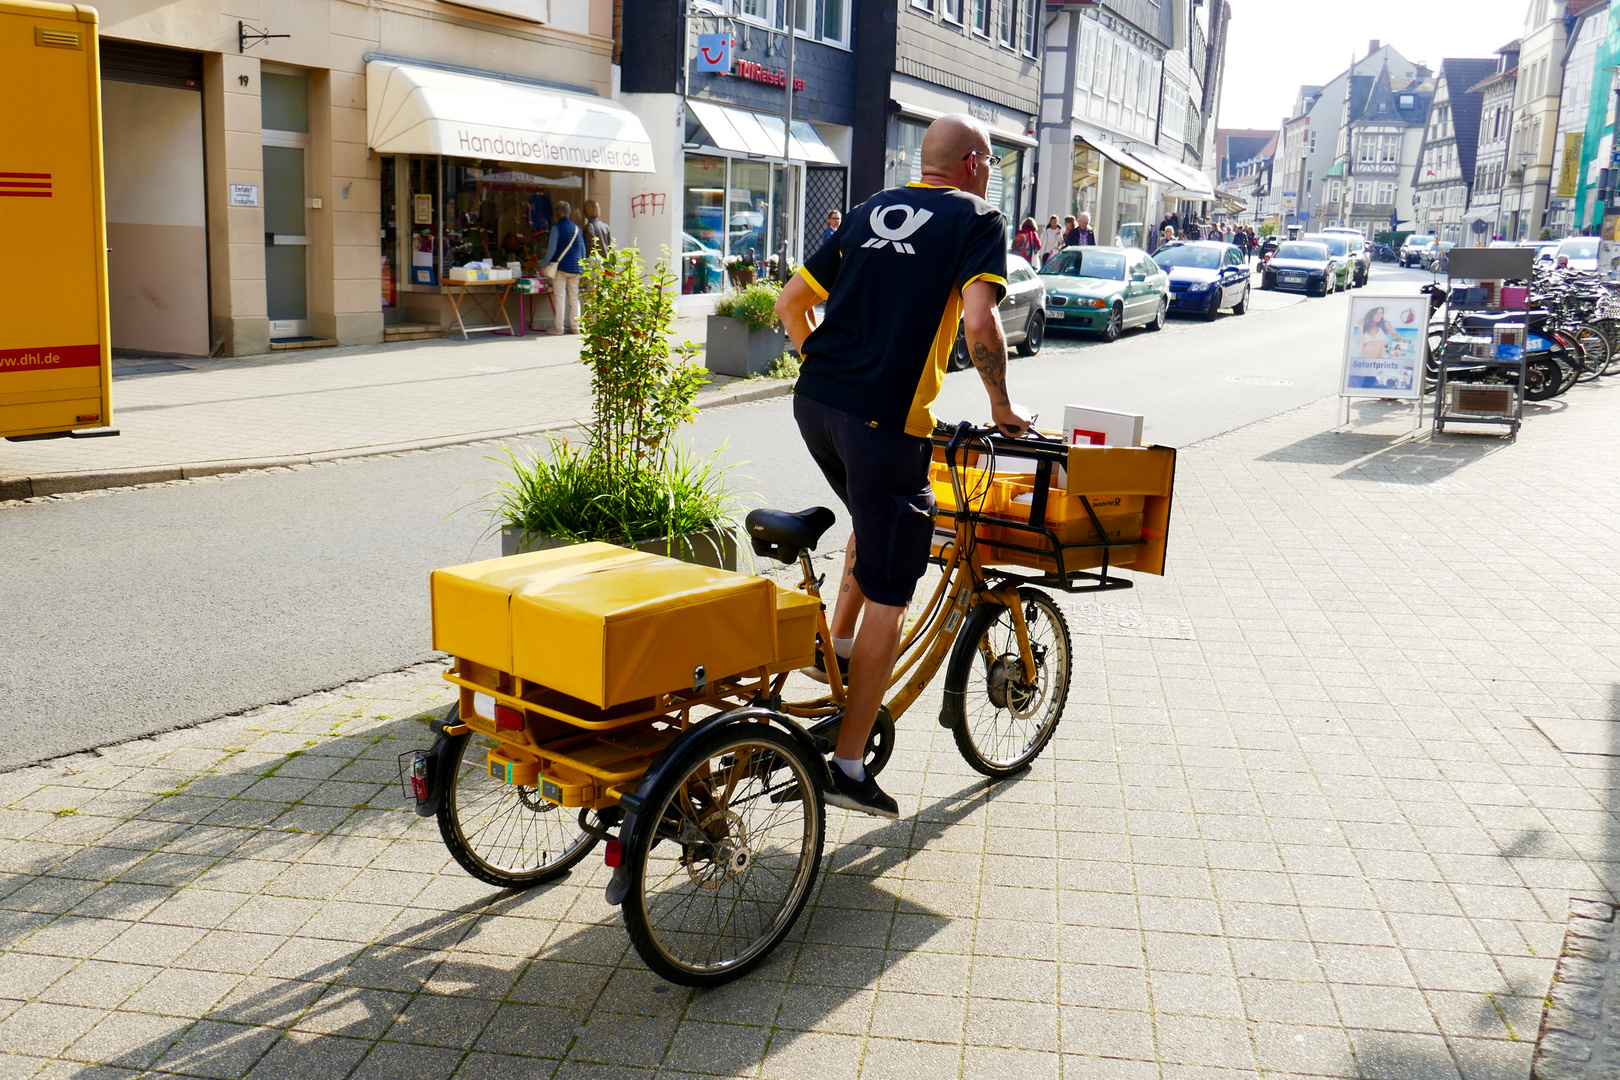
left=437, top=703, right=598, bottom=889
left=1572, top=324, right=1610, bottom=382
left=940, top=587, right=1071, bottom=778
left=623, top=723, right=824, bottom=987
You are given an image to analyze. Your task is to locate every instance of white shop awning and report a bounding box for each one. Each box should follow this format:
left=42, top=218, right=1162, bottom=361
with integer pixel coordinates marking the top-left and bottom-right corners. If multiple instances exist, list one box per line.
left=366, top=60, right=655, bottom=173
left=687, top=100, right=841, bottom=164
left=1125, top=145, right=1217, bottom=200
left=1077, top=133, right=1168, bottom=183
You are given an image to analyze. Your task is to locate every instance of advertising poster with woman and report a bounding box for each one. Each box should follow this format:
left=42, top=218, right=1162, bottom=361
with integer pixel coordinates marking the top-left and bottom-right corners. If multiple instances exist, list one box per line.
left=1340, top=296, right=1423, bottom=400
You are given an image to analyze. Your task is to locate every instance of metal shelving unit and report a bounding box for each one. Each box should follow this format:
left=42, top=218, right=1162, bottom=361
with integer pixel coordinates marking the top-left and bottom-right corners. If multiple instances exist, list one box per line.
left=1433, top=247, right=1535, bottom=439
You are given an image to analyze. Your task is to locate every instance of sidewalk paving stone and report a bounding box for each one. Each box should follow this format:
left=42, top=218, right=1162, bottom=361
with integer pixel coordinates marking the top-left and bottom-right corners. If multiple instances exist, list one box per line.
left=3, top=389, right=1620, bottom=1077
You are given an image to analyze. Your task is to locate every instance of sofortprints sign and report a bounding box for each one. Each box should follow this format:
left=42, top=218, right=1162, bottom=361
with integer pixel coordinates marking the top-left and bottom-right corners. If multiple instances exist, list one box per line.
left=1340, top=295, right=1423, bottom=400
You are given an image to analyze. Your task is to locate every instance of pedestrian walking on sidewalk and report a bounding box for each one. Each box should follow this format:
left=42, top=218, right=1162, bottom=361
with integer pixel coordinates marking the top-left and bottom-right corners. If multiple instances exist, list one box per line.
left=544, top=203, right=586, bottom=334
left=1069, top=212, right=1096, bottom=246
left=1013, top=217, right=1042, bottom=263
left=1041, top=215, right=1065, bottom=264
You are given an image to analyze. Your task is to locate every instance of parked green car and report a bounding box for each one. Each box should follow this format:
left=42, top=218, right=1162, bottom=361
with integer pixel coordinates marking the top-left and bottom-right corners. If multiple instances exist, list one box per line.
left=1039, top=246, right=1170, bottom=341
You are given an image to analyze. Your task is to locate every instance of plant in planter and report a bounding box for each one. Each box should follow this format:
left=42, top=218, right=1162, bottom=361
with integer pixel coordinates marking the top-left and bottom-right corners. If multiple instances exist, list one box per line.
left=489, top=246, right=740, bottom=569
left=707, top=279, right=786, bottom=378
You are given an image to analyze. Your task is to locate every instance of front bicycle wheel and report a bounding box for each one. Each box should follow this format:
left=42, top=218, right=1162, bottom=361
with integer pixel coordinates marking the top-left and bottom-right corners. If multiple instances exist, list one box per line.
left=624, top=723, right=824, bottom=987
left=437, top=704, right=598, bottom=889
left=940, top=587, right=1071, bottom=778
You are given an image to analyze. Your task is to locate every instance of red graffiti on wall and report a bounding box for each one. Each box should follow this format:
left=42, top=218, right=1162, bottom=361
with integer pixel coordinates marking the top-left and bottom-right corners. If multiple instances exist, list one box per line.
left=631, top=193, right=668, bottom=217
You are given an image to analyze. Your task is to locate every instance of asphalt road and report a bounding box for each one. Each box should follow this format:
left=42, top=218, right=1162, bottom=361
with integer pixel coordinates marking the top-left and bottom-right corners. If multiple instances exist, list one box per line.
left=0, top=261, right=1431, bottom=769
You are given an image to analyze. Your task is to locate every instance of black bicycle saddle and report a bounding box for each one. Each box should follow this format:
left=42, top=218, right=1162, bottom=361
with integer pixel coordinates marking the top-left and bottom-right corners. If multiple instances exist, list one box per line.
left=745, top=507, right=836, bottom=564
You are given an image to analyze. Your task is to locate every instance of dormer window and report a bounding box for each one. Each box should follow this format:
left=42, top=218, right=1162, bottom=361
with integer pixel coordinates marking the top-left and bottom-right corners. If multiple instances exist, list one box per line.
left=1399, top=94, right=1414, bottom=109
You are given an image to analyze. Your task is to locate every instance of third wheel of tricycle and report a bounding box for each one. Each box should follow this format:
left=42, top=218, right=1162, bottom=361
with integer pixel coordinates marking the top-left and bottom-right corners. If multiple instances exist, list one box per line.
left=623, top=723, right=825, bottom=987
left=437, top=703, right=598, bottom=889
left=941, top=586, right=1072, bottom=778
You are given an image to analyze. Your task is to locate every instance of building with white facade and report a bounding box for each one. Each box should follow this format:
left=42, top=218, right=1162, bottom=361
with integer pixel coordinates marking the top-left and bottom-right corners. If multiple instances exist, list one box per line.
left=1273, top=44, right=1423, bottom=234
left=1501, top=0, right=1576, bottom=241
left=1465, top=45, right=1520, bottom=244
left=1035, top=0, right=1226, bottom=249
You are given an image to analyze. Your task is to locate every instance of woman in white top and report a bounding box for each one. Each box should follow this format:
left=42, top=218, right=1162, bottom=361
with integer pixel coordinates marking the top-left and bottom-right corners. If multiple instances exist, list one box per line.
left=1040, top=215, right=1066, bottom=267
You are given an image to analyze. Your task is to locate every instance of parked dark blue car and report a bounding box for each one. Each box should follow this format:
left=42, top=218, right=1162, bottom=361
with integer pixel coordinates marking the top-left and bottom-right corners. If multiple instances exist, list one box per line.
left=1153, top=241, right=1251, bottom=321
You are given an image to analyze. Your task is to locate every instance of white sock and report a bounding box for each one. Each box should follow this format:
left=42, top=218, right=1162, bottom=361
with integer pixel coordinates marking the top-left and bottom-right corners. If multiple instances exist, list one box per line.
left=832, top=636, right=855, bottom=660
left=832, top=755, right=865, bottom=781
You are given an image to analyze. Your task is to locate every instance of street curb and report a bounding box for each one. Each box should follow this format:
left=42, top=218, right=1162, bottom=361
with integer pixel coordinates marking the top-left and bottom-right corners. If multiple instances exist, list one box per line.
left=1, top=378, right=795, bottom=501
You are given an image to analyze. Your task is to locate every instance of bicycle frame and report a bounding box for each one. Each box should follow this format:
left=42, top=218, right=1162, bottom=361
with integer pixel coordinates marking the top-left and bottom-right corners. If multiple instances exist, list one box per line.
left=774, top=425, right=1138, bottom=725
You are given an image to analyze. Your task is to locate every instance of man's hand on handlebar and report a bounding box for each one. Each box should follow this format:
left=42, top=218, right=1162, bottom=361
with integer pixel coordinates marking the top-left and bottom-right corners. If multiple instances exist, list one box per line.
left=990, top=401, right=1033, bottom=439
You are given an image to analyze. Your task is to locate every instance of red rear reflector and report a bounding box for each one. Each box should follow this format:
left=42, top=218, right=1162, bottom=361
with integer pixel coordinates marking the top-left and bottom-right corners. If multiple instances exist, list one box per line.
left=494, top=705, right=524, bottom=731
left=604, top=840, right=623, bottom=867
left=410, top=774, right=430, bottom=802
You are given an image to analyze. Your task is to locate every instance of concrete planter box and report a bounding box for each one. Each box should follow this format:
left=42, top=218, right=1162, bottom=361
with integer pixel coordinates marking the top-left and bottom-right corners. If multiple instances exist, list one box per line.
left=500, top=525, right=739, bottom=571
left=705, top=316, right=784, bottom=378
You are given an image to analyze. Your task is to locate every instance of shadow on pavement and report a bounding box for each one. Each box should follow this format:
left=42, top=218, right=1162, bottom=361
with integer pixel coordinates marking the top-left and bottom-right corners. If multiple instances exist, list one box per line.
left=1, top=702, right=1010, bottom=1077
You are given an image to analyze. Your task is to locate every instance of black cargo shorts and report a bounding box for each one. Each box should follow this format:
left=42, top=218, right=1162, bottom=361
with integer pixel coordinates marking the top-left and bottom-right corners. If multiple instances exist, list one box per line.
left=793, top=394, right=936, bottom=607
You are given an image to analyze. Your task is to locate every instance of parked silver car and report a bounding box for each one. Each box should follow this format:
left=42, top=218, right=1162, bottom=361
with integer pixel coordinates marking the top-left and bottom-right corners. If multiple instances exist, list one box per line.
left=950, top=254, right=1046, bottom=368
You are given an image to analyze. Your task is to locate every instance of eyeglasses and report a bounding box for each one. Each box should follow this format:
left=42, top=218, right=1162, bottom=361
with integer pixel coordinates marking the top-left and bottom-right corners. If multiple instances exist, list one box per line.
left=962, top=149, right=1005, bottom=166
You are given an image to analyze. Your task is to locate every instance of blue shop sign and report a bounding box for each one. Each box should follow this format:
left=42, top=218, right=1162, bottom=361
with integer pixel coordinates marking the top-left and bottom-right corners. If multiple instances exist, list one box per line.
left=695, top=34, right=731, bottom=74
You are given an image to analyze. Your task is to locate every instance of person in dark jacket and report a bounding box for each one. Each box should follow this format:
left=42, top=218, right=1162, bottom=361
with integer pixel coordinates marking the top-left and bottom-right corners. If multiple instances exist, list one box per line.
left=544, top=202, right=586, bottom=334
left=581, top=200, right=613, bottom=258
left=1070, top=212, right=1096, bottom=246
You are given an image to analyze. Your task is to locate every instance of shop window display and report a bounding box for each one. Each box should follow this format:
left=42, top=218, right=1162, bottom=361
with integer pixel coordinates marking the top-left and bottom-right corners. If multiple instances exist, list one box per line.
left=1072, top=144, right=1100, bottom=225
left=682, top=154, right=726, bottom=295
left=438, top=159, right=585, bottom=279
left=730, top=160, right=772, bottom=264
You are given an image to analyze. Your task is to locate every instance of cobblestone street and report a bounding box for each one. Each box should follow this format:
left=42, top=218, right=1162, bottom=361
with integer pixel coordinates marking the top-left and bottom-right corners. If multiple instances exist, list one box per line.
left=3, top=388, right=1619, bottom=1079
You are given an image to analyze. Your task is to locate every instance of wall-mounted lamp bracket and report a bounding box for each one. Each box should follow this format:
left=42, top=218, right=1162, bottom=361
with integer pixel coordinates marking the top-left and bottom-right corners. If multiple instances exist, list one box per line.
left=239, top=21, right=290, bottom=53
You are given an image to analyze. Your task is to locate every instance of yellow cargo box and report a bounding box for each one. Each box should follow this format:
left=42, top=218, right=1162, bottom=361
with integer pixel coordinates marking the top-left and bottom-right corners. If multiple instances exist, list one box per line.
left=0, top=0, right=111, bottom=438
left=771, top=588, right=820, bottom=673
left=430, top=545, right=633, bottom=674
left=511, top=550, right=776, bottom=707
left=432, top=542, right=781, bottom=709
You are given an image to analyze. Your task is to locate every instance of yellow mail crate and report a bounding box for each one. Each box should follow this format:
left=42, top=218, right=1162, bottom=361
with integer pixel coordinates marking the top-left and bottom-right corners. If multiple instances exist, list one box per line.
left=432, top=542, right=780, bottom=709
left=771, top=588, right=820, bottom=673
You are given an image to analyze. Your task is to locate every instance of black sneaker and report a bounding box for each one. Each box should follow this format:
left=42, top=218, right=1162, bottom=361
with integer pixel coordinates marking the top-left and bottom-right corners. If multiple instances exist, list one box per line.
left=823, top=766, right=899, bottom=819
left=798, top=641, right=848, bottom=685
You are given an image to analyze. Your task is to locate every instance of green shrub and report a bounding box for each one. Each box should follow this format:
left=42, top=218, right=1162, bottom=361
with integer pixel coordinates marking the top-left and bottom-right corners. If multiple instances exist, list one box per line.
left=713, top=280, right=783, bottom=331
left=491, top=439, right=735, bottom=546
left=489, top=246, right=736, bottom=548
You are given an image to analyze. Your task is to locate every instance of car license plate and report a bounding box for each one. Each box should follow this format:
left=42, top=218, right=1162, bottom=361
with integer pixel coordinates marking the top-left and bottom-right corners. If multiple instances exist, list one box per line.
left=1281, top=273, right=1302, bottom=282
left=1047, top=310, right=1064, bottom=320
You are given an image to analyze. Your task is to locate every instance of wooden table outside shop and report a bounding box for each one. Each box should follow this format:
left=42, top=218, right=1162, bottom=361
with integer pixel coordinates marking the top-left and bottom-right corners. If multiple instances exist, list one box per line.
left=444, top=280, right=516, bottom=339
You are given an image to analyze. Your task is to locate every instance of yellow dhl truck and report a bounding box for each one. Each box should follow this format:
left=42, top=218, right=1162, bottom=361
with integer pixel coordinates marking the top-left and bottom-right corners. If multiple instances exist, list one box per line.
left=0, top=0, right=113, bottom=441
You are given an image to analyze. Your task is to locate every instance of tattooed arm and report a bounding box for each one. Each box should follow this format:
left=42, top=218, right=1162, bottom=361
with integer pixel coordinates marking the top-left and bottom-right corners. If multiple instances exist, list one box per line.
left=962, top=279, right=1031, bottom=437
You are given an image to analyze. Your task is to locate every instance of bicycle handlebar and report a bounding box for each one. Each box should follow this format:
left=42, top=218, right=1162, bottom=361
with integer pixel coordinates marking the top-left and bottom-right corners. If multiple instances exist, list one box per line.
left=932, top=420, right=1068, bottom=462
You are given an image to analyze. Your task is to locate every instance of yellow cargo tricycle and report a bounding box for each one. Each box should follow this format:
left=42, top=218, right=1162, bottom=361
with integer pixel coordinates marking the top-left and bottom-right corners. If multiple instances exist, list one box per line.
left=403, top=421, right=1176, bottom=985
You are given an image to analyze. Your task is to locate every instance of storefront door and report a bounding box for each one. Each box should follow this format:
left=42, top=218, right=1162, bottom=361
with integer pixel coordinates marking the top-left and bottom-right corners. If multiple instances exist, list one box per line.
left=771, top=162, right=801, bottom=271
left=262, top=71, right=310, bottom=339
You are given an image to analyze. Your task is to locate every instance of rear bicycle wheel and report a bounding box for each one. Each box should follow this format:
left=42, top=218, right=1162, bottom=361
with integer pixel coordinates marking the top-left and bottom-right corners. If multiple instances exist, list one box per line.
left=437, top=704, right=598, bottom=889
left=940, top=587, right=1071, bottom=778
left=623, top=724, right=824, bottom=987
left=1572, top=323, right=1611, bottom=382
